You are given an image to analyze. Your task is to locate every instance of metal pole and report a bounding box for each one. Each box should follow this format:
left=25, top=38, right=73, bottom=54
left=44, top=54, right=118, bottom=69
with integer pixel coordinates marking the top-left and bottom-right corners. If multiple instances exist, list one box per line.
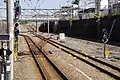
left=103, top=43, right=106, bottom=58
left=7, top=0, right=14, bottom=80
left=47, top=12, right=49, bottom=37
left=36, top=15, right=38, bottom=32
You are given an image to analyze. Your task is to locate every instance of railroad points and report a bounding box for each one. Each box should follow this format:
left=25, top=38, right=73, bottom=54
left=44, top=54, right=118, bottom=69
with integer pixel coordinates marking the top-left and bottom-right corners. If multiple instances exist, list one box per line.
left=13, top=24, right=120, bottom=80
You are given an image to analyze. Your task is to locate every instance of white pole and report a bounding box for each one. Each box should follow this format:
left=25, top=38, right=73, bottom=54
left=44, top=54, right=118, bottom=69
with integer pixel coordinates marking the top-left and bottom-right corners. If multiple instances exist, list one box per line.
left=7, top=0, right=14, bottom=80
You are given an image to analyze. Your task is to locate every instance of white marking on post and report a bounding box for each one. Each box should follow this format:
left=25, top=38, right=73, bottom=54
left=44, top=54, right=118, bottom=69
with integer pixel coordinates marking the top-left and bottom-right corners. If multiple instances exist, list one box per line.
left=1, top=74, right=4, bottom=80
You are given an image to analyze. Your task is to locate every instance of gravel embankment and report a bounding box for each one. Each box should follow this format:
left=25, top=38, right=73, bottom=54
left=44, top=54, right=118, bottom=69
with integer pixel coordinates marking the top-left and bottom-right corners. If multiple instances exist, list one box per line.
left=18, top=25, right=120, bottom=80
left=28, top=34, right=113, bottom=80
left=38, top=32, right=120, bottom=68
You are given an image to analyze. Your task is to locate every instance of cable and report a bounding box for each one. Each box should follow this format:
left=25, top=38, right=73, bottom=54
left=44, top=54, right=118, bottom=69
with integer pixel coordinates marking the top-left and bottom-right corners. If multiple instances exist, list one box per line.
left=37, top=0, right=44, bottom=14
left=25, top=0, right=44, bottom=14
left=37, top=0, right=44, bottom=8
left=24, top=0, right=44, bottom=15
left=24, top=0, right=33, bottom=9
left=23, top=0, right=39, bottom=15
left=22, top=0, right=57, bottom=20
left=35, top=0, right=41, bottom=9
left=29, top=0, right=36, bottom=9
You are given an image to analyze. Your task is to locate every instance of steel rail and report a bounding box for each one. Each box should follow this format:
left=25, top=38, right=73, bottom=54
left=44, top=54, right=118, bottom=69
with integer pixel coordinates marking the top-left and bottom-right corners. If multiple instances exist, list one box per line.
left=35, top=34, right=120, bottom=79
left=22, top=35, right=68, bottom=80
left=24, top=35, right=47, bottom=80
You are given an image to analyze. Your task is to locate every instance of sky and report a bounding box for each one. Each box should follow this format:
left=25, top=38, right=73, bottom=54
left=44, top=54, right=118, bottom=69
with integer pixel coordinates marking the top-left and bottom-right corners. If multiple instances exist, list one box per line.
left=20, top=0, right=109, bottom=9
left=0, top=0, right=110, bottom=9
left=0, top=0, right=109, bottom=9
left=0, top=0, right=109, bottom=18
left=20, top=0, right=73, bottom=9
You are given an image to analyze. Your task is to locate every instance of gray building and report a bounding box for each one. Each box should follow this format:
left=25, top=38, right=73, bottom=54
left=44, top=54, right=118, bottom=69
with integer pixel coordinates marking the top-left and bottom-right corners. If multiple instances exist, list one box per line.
left=112, top=3, right=120, bottom=13
left=109, top=0, right=119, bottom=5
left=108, top=0, right=120, bottom=14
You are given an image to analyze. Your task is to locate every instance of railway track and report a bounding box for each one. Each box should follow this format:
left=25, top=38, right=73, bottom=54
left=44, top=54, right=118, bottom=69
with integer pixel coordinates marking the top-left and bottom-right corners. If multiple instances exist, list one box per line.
left=34, top=33, right=120, bottom=80
left=23, top=35, right=68, bottom=80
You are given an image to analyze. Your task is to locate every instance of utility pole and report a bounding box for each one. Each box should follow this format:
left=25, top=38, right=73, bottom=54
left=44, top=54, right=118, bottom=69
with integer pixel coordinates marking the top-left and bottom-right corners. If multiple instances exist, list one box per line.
left=7, top=0, right=14, bottom=80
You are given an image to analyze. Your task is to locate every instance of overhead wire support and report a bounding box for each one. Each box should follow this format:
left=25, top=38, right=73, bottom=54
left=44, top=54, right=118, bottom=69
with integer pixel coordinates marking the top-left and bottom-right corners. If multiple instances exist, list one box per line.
left=24, top=0, right=45, bottom=16
left=23, top=0, right=42, bottom=15
left=22, top=8, right=62, bottom=10
left=37, top=0, right=44, bottom=13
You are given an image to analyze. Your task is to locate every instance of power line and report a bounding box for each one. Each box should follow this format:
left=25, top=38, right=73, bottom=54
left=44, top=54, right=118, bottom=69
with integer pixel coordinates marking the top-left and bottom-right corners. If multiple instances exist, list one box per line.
left=29, top=0, right=44, bottom=14
left=23, top=0, right=49, bottom=16
left=35, top=0, right=41, bottom=9
left=24, top=0, right=33, bottom=9
left=29, top=0, right=36, bottom=9
left=37, top=0, right=44, bottom=14
left=21, top=0, right=60, bottom=19
left=23, top=0, right=38, bottom=15
left=37, top=0, right=44, bottom=8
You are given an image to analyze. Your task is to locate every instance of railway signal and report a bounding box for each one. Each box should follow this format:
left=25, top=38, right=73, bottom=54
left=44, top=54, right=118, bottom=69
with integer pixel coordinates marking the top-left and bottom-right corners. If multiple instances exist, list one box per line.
left=15, top=6, right=21, bottom=15
left=102, top=28, right=108, bottom=43
left=14, top=22, right=19, bottom=39
left=14, top=0, right=21, bottom=19
left=102, top=28, right=108, bottom=58
left=14, top=22, right=19, bottom=58
left=15, top=6, right=21, bottom=19
left=0, top=48, right=4, bottom=57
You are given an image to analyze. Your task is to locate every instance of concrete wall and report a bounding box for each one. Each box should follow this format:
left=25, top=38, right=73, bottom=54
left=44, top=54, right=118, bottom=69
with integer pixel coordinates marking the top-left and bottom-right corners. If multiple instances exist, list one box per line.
left=38, top=15, right=120, bottom=45
left=56, top=15, right=120, bottom=44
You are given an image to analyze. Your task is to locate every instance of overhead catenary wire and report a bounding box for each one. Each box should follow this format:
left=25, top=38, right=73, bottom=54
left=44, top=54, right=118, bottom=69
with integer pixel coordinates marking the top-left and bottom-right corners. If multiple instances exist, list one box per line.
left=23, top=0, right=40, bottom=15
left=35, top=0, right=42, bottom=9
left=21, top=0, right=62, bottom=20
left=37, top=0, right=44, bottom=8
left=21, top=0, right=37, bottom=20
left=29, top=0, right=36, bottom=9
left=37, top=0, right=44, bottom=14
left=23, top=0, right=46, bottom=16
